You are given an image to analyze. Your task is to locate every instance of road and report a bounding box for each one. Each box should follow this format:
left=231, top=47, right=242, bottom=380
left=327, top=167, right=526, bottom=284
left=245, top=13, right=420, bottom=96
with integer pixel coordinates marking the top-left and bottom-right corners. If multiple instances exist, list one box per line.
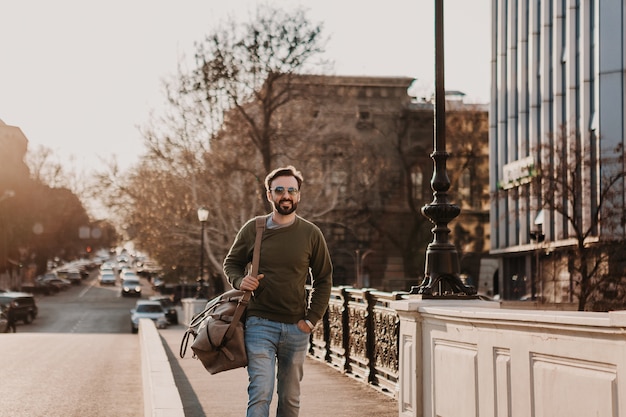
left=0, top=272, right=157, bottom=417
left=27, top=275, right=147, bottom=333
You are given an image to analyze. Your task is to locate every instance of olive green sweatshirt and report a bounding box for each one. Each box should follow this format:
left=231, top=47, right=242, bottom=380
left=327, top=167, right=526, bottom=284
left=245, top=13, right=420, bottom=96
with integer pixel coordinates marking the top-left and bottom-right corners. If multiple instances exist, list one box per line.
left=223, top=215, right=333, bottom=325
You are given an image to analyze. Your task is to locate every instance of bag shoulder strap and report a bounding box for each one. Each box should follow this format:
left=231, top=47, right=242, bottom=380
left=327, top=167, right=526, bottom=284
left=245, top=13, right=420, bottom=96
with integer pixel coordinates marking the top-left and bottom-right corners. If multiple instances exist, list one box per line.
left=249, top=216, right=265, bottom=277
left=225, top=216, right=265, bottom=338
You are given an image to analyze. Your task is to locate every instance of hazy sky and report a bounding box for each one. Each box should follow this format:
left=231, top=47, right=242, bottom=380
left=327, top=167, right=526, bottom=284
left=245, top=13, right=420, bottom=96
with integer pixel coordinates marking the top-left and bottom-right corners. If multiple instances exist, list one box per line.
left=1, top=0, right=490, bottom=174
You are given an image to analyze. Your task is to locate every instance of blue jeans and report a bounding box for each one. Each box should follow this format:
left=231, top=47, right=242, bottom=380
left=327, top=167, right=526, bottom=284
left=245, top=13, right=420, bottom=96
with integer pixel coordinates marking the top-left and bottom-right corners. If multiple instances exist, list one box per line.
left=244, top=316, right=310, bottom=417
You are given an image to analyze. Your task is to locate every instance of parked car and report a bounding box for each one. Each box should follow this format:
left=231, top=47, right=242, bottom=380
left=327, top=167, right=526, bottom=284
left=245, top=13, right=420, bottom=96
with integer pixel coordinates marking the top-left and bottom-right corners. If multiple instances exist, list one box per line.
left=130, top=300, right=168, bottom=333
left=0, top=305, right=10, bottom=332
left=54, top=265, right=83, bottom=285
left=65, top=269, right=83, bottom=285
left=150, top=277, right=165, bottom=292
left=149, top=295, right=178, bottom=325
left=160, top=283, right=209, bottom=305
left=56, top=267, right=83, bottom=285
left=0, top=292, right=38, bottom=324
left=20, top=280, right=59, bottom=295
left=121, top=278, right=142, bottom=297
left=36, top=273, right=71, bottom=291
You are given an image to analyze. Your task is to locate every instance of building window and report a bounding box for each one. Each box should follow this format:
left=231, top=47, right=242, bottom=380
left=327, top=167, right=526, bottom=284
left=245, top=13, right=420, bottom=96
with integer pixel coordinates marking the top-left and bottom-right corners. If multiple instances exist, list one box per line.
left=411, top=165, right=423, bottom=201
left=331, top=170, right=348, bottom=195
left=356, top=105, right=373, bottom=130
left=459, top=167, right=471, bottom=206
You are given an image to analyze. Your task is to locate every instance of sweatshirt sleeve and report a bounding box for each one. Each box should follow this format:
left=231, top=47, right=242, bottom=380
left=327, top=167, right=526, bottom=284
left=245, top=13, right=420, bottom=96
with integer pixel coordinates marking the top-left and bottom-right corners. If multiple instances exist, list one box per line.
left=306, top=227, right=333, bottom=325
left=223, top=219, right=255, bottom=290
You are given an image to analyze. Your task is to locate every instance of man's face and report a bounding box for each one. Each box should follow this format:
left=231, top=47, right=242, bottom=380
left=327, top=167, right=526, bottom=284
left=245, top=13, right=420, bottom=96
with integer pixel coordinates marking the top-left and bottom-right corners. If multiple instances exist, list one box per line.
left=267, top=175, right=300, bottom=215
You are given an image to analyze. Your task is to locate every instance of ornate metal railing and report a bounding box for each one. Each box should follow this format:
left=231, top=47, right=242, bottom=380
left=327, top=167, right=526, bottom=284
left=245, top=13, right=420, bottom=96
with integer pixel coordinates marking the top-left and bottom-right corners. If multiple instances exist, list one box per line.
left=308, top=286, right=408, bottom=397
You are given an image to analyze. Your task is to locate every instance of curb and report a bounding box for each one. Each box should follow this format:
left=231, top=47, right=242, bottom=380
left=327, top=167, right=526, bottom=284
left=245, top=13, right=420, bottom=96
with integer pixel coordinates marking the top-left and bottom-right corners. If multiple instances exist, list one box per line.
left=139, top=318, right=185, bottom=417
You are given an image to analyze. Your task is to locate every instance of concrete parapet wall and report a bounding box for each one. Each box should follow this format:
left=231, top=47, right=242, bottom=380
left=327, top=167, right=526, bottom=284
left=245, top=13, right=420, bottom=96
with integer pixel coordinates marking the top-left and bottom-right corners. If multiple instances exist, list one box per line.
left=139, top=318, right=184, bottom=417
left=393, top=297, right=626, bottom=417
left=181, top=298, right=209, bottom=326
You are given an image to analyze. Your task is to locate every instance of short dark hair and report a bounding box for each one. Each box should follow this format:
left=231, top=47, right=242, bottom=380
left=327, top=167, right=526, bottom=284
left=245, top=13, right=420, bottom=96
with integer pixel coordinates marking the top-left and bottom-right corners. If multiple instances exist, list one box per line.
left=265, top=165, right=303, bottom=191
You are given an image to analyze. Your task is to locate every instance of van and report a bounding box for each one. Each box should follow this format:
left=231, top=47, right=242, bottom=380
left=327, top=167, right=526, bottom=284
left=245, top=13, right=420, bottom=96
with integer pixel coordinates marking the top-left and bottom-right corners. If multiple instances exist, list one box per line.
left=0, top=292, right=38, bottom=324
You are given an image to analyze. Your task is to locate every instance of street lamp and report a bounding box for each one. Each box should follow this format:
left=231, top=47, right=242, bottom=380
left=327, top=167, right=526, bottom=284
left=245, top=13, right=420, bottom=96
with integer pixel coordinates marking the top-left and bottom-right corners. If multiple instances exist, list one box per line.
left=409, top=0, right=476, bottom=297
left=530, top=210, right=545, bottom=301
left=355, top=249, right=374, bottom=288
left=196, top=207, right=209, bottom=298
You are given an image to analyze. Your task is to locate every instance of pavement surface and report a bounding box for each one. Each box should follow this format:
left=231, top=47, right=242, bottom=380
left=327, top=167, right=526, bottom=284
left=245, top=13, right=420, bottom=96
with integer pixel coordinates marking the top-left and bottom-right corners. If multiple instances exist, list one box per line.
left=0, top=320, right=398, bottom=417
left=159, top=326, right=399, bottom=417
left=0, top=333, right=143, bottom=417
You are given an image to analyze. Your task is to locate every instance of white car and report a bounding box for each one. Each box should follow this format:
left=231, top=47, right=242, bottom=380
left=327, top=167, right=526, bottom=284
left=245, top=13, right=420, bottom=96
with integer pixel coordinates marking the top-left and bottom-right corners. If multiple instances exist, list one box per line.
left=130, top=300, right=168, bottom=333
left=120, top=270, right=140, bottom=282
left=98, top=271, right=116, bottom=286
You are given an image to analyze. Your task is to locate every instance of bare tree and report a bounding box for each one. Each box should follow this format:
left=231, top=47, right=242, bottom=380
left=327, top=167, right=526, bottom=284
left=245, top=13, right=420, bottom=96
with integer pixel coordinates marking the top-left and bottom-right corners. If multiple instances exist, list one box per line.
left=532, top=129, right=626, bottom=311
left=91, top=6, right=328, bottom=285
left=182, top=5, right=328, bottom=209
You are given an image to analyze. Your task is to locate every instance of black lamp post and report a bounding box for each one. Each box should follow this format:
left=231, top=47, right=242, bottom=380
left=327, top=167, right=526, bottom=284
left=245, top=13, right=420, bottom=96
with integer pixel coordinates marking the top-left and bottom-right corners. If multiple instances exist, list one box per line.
left=530, top=228, right=545, bottom=301
left=410, top=0, right=476, bottom=297
left=196, top=207, right=209, bottom=298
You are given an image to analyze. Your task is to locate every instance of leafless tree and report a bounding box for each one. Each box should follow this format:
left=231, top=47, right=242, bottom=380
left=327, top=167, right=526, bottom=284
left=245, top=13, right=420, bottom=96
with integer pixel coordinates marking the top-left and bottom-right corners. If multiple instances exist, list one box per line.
left=531, top=129, right=626, bottom=311
left=95, top=6, right=330, bottom=285
left=182, top=6, right=328, bottom=209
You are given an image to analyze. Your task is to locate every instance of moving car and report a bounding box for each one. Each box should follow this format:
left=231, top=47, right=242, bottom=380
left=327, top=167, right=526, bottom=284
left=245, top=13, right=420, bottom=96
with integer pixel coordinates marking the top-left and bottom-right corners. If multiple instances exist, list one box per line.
left=121, top=278, right=142, bottom=297
left=130, top=300, right=168, bottom=333
left=149, top=295, right=178, bottom=325
left=0, top=292, right=38, bottom=324
left=98, top=271, right=116, bottom=286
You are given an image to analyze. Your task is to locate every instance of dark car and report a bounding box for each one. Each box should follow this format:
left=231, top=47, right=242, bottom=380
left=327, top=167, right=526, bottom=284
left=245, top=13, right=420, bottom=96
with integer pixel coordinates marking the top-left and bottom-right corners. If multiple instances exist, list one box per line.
left=36, top=273, right=71, bottom=291
left=160, top=283, right=209, bottom=305
left=20, top=280, right=59, bottom=295
left=0, top=305, right=10, bottom=332
left=0, top=292, right=38, bottom=324
left=65, top=269, right=83, bottom=285
left=149, top=295, right=178, bottom=325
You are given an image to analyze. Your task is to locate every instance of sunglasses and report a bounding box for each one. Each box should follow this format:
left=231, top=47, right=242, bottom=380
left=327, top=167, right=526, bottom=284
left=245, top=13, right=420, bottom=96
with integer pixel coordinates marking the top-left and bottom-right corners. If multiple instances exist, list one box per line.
left=270, top=186, right=300, bottom=196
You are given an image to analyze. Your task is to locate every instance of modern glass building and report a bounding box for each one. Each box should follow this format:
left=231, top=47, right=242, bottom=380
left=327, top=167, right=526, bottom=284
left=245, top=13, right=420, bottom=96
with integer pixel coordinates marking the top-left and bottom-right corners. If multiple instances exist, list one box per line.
left=489, top=0, right=626, bottom=303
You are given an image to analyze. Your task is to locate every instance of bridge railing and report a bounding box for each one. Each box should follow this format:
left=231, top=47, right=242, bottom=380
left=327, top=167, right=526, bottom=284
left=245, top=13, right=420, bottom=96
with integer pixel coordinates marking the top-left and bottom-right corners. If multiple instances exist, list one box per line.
left=308, top=286, right=408, bottom=397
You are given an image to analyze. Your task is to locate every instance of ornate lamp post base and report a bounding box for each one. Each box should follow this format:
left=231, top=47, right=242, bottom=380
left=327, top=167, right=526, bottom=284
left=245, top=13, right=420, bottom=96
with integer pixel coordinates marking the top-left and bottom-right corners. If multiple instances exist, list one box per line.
left=410, top=274, right=477, bottom=298
left=408, top=0, right=478, bottom=299
left=409, top=201, right=477, bottom=297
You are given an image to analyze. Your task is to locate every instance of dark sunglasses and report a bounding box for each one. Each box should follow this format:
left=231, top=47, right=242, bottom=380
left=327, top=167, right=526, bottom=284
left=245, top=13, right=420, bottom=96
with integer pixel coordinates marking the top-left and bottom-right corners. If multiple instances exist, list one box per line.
left=270, top=186, right=299, bottom=196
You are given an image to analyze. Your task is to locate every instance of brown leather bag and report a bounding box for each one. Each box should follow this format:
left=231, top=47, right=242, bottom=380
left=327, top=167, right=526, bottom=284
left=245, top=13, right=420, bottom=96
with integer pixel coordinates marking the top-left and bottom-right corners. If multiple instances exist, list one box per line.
left=180, top=216, right=264, bottom=374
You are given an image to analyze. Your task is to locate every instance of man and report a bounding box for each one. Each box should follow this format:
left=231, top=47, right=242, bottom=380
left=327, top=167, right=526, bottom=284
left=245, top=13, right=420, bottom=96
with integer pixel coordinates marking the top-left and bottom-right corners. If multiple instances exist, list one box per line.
left=223, top=165, right=333, bottom=417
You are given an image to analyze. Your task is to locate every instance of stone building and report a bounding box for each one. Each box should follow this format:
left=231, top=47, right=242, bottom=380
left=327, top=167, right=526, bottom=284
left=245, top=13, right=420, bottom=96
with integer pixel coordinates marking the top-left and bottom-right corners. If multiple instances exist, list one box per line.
left=0, top=120, right=30, bottom=289
left=276, top=75, right=490, bottom=292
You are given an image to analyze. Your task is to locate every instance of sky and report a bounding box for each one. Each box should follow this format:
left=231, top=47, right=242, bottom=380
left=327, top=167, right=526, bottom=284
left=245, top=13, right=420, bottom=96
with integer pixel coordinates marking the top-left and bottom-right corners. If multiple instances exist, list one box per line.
left=0, top=0, right=491, bottom=175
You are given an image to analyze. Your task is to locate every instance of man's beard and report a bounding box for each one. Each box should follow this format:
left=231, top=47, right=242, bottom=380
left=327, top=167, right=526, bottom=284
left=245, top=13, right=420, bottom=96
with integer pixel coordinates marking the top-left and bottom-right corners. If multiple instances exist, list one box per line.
left=276, top=199, right=298, bottom=215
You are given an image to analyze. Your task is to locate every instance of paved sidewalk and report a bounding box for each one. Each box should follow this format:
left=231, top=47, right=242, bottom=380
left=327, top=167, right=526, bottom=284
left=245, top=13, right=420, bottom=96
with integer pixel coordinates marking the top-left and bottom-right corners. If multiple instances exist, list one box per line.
left=158, top=326, right=399, bottom=417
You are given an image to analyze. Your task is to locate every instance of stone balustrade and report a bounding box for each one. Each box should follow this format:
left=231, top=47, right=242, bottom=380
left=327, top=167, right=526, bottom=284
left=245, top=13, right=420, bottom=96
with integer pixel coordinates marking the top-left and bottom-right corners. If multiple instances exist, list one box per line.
left=393, top=296, right=626, bottom=417
left=185, top=288, right=626, bottom=417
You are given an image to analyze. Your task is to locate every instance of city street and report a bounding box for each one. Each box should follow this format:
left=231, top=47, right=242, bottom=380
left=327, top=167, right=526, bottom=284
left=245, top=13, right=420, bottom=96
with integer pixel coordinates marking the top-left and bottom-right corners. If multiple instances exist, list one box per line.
left=0, top=274, right=153, bottom=417
left=1, top=273, right=400, bottom=417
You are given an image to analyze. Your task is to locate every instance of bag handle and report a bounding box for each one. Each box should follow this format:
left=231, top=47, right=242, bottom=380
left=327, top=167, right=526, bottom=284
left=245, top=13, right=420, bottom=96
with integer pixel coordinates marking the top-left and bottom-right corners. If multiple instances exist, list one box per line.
left=225, top=216, right=265, bottom=339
